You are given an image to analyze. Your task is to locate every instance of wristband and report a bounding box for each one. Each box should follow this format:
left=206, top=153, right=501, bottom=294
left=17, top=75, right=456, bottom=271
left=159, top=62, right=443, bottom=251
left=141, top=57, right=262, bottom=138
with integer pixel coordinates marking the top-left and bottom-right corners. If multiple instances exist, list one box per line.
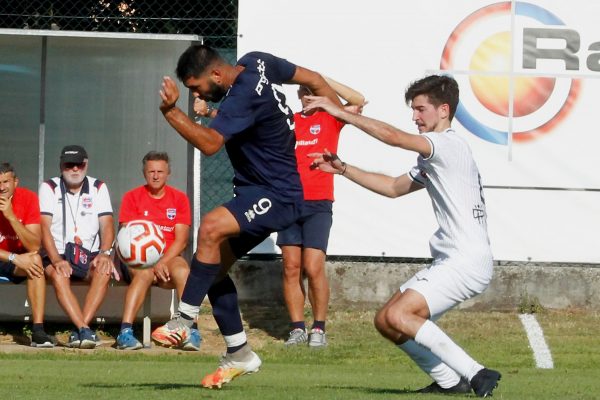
left=340, top=162, right=348, bottom=176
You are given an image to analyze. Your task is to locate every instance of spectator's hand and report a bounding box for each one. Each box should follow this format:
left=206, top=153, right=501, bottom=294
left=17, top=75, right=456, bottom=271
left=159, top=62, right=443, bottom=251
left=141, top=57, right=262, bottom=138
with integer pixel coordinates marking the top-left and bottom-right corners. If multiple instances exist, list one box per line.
left=159, top=76, right=180, bottom=113
left=303, top=95, right=343, bottom=118
left=13, top=252, right=44, bottom=279
left=0, top=195, right=16, bottom=221
left=153, top=260, right=170, bottom=283
left=308, top=148, right=346, bottom=175
left=193, top=97, right=210, bottom=117
left=91, top=253, right=114, bottom=276
left=54, top=259, right=72, bottom=278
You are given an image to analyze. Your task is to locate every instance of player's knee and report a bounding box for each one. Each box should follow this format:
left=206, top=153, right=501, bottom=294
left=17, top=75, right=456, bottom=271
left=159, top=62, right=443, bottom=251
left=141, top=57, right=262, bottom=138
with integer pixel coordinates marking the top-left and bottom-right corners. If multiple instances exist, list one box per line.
left=283, top=260, right=301, bottom=277
left=198, top=216, right=227, bottom=246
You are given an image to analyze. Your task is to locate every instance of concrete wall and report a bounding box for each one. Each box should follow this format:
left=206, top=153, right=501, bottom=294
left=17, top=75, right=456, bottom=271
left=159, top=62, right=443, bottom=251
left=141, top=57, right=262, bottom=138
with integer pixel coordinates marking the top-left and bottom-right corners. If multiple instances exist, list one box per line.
left=231, top=260, right=600, bottom=311
left=1, top=260, right=598, bottom=323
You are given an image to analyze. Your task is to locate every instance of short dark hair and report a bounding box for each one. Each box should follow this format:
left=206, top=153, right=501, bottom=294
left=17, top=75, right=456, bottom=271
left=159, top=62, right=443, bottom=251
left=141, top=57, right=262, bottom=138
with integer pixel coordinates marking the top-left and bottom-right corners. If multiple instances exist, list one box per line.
left=405, top=75, right=459, bottom=121
left=142, top=151, right=169, bottom=166
left=176, top=45, right=224, bottom=82
left=0, top=162, right=16, bottom=177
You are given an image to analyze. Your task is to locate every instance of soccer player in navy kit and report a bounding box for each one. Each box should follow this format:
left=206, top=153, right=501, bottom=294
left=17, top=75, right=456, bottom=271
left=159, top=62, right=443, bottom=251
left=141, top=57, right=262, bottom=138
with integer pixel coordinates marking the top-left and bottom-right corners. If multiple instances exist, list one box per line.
left=151, top=45, right=342, bottom=388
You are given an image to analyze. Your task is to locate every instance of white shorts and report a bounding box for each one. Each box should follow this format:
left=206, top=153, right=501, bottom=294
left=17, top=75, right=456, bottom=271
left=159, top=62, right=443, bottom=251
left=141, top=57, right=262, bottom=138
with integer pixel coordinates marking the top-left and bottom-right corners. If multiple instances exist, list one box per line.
left=400, top=258, right=493, bottom=320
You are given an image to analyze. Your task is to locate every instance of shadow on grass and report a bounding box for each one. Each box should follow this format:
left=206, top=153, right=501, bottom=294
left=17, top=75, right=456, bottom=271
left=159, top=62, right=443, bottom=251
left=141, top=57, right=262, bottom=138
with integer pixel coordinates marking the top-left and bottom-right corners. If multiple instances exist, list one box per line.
left=319, top=385, right=416, bottom=395
left=83, top=383, right=198, bottom=390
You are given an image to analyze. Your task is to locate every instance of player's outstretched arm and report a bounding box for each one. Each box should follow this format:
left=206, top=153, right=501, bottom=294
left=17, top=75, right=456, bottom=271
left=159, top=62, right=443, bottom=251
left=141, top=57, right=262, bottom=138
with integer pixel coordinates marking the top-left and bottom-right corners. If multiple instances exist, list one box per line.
left=304, top=96, right=431, bottom=158
left=159, top=76, right=224, bottom=156
left=324, top=76, right=366, bottom=107
left=290, top=67, right=344, bottom=109
left=309, top=150, right=422, bottom=198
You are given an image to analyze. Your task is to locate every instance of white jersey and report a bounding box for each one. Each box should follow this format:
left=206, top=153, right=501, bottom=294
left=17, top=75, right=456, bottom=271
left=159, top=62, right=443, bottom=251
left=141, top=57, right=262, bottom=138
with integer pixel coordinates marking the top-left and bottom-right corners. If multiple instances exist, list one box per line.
left=408, top=129, right=492, bottom=265
left=39, top=176, right=113, bottom=254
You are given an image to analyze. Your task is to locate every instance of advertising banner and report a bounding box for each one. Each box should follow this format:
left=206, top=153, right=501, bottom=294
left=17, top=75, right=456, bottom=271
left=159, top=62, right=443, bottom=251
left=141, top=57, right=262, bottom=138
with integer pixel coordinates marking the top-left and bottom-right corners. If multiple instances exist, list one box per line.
left=238, top=0, right=600, bottom=262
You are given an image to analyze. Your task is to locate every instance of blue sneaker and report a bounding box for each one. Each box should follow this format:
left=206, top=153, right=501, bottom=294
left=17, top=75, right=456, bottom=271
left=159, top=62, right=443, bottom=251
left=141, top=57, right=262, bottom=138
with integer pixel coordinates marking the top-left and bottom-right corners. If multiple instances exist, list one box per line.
left=116, top=328, right=143, bottom=350
left=79, top=327, right=97, bottom=349
left=66, top=329, right=80, bottom=348
left=182, top=328, right=202, bottom=351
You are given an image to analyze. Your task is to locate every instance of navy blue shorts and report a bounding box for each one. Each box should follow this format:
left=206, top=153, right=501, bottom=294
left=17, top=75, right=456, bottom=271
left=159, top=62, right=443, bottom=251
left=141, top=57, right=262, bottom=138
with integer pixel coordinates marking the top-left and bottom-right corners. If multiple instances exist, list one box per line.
left=0, top=261, right=26, bottom=284
left=276, top=200, right=333, bottom=252
left=224, top=186, right=302, bottom=258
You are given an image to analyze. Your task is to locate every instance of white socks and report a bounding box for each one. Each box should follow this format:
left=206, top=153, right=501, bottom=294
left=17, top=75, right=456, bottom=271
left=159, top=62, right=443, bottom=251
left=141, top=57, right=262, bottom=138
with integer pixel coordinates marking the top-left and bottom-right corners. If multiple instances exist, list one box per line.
left=414, top=320, right=483, bottom=381
left=178, top=301, right=200, bottom=321
left=399, top=340, right=462, bottom=388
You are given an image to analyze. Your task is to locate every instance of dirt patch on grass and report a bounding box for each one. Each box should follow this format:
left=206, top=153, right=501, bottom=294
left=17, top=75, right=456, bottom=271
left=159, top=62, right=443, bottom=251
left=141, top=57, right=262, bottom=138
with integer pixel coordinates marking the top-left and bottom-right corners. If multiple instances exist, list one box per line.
left=0, top=303, right=289, bottom=356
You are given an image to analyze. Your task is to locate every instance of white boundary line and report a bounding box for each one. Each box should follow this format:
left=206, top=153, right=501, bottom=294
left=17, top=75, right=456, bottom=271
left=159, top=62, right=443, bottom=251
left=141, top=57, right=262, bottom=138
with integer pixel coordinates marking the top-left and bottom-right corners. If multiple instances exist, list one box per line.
left=518, top=314, right=554, bottom=369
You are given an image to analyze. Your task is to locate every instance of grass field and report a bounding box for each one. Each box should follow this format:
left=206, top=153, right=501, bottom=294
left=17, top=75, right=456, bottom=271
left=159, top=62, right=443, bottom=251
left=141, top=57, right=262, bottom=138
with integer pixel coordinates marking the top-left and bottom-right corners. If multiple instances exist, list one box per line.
left=1, top=308, right=599, bottom=399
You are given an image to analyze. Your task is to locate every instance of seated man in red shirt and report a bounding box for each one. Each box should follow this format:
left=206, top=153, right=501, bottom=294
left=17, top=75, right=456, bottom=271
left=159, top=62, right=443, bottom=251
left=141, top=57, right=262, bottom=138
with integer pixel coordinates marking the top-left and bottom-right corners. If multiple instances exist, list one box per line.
left=0, top=162, right=53, bottom=347
left=116, top=151, right=199, bottom=350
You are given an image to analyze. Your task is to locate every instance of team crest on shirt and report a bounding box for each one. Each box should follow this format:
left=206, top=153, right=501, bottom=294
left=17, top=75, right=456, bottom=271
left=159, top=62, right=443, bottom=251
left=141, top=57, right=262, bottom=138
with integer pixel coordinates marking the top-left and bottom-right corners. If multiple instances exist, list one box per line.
left=82, top=196, right=93, bottom=209
left=166, top=208, right=176, bottom=220
left=309, top=125, right=321, bottom=135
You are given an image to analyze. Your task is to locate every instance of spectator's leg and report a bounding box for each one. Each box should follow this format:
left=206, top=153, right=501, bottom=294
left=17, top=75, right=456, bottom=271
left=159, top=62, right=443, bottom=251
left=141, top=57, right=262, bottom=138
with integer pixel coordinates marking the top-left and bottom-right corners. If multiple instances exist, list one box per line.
left=121, top=268, right=154, bottom=324
left=81, top=267, right=111, bottom=326
left=26, top=274, right=46, bottom=324
left=282, top=245, right=306, bottom=325
left=45, top=266, right=86, bottom=328
left=303, top=247, right=329, bottom=330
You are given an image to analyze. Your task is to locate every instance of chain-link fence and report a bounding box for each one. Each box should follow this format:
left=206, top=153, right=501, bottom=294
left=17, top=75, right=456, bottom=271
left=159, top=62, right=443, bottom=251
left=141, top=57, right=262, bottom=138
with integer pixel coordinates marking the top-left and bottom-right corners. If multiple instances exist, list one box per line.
left=1, top=1, right=236, bottom=215
left=0, top=0, right=237, bottom=48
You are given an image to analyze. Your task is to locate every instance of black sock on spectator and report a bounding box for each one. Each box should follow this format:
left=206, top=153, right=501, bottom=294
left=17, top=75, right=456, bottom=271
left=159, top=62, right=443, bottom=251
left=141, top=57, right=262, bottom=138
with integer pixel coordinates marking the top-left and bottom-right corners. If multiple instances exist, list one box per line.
left=292, top=321, right=306, bottom=330
left=120, top=322, right=133, bottom=331
left=32, top=323, right=44, bottom=333
left=312, top=320, right=326, bottom=331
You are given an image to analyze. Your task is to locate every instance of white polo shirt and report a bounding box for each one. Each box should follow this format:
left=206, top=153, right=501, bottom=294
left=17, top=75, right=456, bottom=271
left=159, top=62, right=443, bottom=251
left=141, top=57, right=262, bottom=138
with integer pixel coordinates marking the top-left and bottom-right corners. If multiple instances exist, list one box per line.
left=39, top=176, right=113, bottom=254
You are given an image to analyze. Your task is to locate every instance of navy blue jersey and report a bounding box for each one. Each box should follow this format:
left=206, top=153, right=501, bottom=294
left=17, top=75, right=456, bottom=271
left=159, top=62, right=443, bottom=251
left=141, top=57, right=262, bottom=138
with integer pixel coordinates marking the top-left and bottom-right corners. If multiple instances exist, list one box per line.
left=210, top=52, right=303, bottom=202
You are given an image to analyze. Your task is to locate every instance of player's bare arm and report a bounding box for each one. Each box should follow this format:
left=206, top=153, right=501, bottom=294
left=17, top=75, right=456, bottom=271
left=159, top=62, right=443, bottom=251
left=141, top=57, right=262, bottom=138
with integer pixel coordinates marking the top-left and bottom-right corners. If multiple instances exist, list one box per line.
left=304, top=96, right=432, bottom=158
left=91, top=214, right=116, bottom=277
left=290, top=67, right=344, bottom=109
left=324, top=76, right=366, bottom=106
left=159, top=76, right=225, bottom=156
left=309, top=149, right=422, bottom=198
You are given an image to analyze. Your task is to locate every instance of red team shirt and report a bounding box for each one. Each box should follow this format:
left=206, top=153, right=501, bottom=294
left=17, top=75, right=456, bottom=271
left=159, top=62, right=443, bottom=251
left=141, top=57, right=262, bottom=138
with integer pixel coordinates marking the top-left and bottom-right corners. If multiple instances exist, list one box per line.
left=0, top=187, right=41, bottom=253
left=119, top=185, right=191, bottom=251
left=293, top=111, right=344, bottom=201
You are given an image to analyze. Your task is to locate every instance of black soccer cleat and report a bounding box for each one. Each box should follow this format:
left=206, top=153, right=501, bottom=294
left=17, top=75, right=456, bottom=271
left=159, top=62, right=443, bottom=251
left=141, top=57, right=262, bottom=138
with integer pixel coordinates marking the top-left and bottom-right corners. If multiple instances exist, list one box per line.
left=415, top=377, right=472, bottom=394
left=470, top=368, right=501, bottom=397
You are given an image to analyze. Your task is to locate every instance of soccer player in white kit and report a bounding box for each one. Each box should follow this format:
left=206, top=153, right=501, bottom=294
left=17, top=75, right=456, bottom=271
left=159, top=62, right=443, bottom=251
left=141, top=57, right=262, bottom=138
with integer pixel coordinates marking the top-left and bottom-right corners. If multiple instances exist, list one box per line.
left=305, top=75, right=501, bottom=397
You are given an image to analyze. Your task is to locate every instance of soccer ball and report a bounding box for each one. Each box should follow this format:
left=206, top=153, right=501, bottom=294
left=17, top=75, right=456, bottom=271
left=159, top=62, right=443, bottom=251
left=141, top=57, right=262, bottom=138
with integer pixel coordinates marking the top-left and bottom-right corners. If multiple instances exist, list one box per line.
left=116, top=220, right=166, bottom=269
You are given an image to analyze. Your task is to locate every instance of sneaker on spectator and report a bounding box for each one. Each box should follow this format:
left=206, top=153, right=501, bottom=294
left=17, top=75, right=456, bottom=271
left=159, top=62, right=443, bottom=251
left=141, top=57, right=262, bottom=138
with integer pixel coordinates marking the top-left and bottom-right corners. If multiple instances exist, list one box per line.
left=201, top=348, right=262, bottom=389
left=116, top=328, right=143, bottom=350
left=284, top=328, right=308, bottom=346
left=79, top=327, right=97, bottom=349
left=66, top=329, right=80, bottom=348
left=308, top=328, right=327, bottom=348
left=30, top=330, right=55, bottom=348
left=182, top=328, right=202, bottom=351
left=151, top=313, right=190, bottom=347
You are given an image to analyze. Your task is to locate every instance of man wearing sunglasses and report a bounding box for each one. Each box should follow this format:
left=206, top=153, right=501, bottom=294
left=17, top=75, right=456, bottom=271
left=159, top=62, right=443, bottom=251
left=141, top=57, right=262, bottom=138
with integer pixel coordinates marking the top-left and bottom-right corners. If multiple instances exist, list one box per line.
left=39, top=145, right=116, bottom=349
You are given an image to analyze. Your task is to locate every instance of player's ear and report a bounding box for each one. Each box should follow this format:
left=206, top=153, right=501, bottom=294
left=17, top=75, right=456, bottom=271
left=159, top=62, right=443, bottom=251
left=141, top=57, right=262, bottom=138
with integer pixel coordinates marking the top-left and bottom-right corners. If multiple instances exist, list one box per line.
left=211, top=68, right=223, bottom=84
left=439, top=103, right=450, bottom=119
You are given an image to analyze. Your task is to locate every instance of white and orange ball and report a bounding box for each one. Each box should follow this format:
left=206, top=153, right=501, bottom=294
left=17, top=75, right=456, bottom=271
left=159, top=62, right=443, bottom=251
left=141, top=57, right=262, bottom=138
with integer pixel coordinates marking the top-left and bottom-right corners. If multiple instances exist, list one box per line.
left=116, top=220, right=166, bottom=269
